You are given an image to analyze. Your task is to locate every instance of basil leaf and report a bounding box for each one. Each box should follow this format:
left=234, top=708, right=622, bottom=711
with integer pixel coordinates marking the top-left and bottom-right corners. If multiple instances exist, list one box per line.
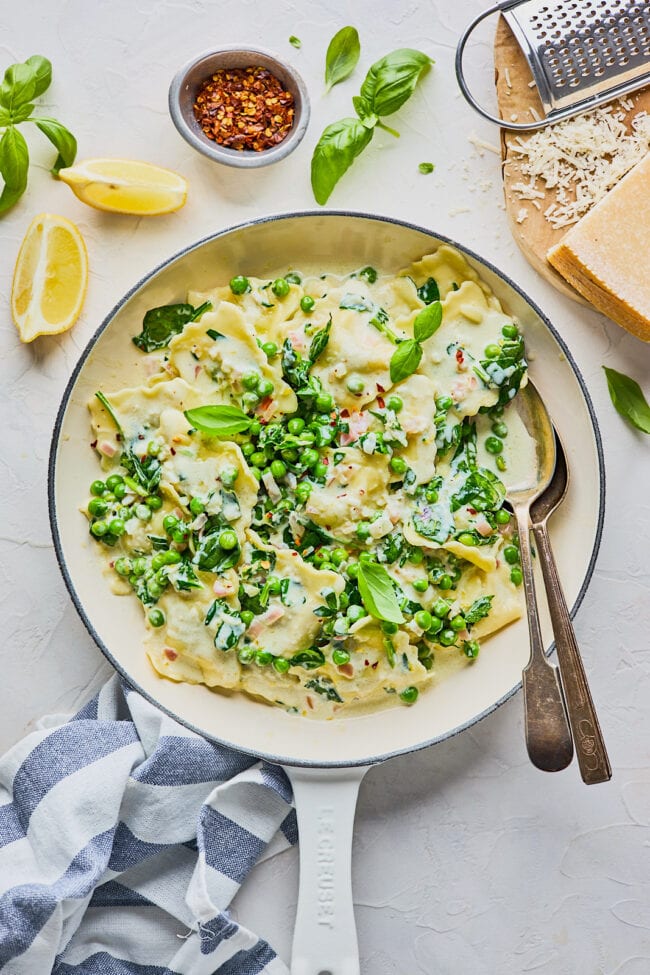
left=418, top=162, right=434, bottom=174
left=0, top=125, right=29, bottom=214
left=464, top=595, right=493, bottom=628
left=603, top=366, right=650, bottom=434
left=360, top=48, right=432, bottom=117
left=325, top=26, right=361, bottom=92
left=132, top=300, right=212, bottom=352
left=289, top=36, right=302, bottom=49
left=32, top=117, right=77, bottom=174
left=389, top=338, right=422, bottom=384
left=0, top=63, right=36, bottom=110
left=305, top=677, right=343, bottom=702
left=413, top=300, right=442, bottom=343
left=357, top=561, right=404, bottom=624
left=309, top=316, right=331, bottom=364
left=291, top=647, right=326, bottom=670
left=417, top=276, right=440, bottom=304
left=311, top=116, right=374, bottom=205
left=352, top=95, right=377, bottom=128
left=10, top=103, right=35, bottom=124
left=24, top=55, right=52, bottom=97
left=94, top=391, right=124, bottom=435
left=184, top=404, right=252, bottom=438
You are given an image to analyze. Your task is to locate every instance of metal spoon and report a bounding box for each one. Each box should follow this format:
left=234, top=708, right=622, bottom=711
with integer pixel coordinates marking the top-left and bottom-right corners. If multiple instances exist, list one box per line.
left=530, top=433, right=612, bottom=784
left=507, top=382, right=573, bottom=772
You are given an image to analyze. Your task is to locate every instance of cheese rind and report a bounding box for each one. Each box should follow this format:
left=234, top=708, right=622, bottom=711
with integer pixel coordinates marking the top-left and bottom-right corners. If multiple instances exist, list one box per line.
left=547, top=151, right=650, bottom=342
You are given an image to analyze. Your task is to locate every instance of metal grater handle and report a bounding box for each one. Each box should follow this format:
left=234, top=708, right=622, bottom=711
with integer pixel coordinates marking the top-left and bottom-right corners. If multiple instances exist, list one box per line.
left=456, top=0, right=650, bottom=130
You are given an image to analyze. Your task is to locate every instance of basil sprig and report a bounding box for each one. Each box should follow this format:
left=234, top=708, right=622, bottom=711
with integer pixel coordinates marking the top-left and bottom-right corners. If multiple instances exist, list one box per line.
left=603, top=366, right=650, bottom=434
left=184, top=404, right=253, bottom=437
left=325, top=27, right=360, bottom=92
left=357, top=561, right=404, bottom=624
left=389, top=300, right=442, bottom=383
left=0, top=55, right=77, bottom=215
left=312, top=47, right=432, bottom=204
left=132, top=300, right=212, bottom=352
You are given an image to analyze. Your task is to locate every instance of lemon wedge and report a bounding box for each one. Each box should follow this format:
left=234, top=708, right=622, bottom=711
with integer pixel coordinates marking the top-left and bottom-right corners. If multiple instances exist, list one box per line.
left=12, top=213, right=88, bottom=343
left=58, top=158, right=188, bottom=215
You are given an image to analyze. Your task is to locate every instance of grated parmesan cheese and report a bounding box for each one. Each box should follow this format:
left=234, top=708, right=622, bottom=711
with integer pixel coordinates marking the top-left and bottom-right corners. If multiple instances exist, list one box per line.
left=467, top=133, right=500, bottom=156
left=508, top=104, right=650, bottom=229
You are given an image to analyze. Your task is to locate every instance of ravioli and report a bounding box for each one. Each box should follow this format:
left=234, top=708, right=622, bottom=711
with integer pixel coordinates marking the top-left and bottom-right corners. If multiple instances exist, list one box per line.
left=84, top=247, right=529, bottom=719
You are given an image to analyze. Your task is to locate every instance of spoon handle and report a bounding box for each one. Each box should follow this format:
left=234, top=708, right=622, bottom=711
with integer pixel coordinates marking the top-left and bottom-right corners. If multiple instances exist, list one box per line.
left=533, top=523, right=612, bottom=785
left=514, top=504, right=574, bottom=772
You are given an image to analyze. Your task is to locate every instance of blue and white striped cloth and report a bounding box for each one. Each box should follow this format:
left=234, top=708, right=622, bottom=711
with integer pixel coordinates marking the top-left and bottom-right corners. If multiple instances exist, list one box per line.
left=0, top=675, right=296, bottom=974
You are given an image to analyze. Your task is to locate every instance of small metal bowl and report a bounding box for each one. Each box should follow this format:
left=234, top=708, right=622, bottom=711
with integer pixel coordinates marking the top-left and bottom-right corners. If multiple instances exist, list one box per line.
left=168, top=46, right=310, bottom=169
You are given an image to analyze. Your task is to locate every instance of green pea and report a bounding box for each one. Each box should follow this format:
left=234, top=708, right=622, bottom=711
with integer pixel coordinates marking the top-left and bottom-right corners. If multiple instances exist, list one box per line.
left=457, top=532, right=477, bottom=547
left=313, top=548, right=329, bottom=566
left=148, top=608, right=165, bottom=627
left=163, top=514, right=178, bottom=534
left=267, top=576, right=282, bottom=595
left=426, top=616, right=443, bottom=636
left=386, top=395, right=403, bottom=412
left=433, top=598, right=450, bottom=619
left=390, top=456, right=407, bottom=475
left=435, top=395, right=453, bottom=412
left=249, top=466, right=262, bottom=480
left=425, top=488, right=439, bottom=503
left=438, top=574, right=453, bottom=590
left=288, top=417, right=305, bottom=435
left=502, top=323, right=518, bottom=339
left=262, top=341, right=278, bottom=358
left=241, top=442, right=255, bottom=458
left=257, top=378, right=275, bottom=398
left=103, top=492, right=116, bottom=503
left=147, top=581, right=162, bottom=600
left=300, top=295, right=315, bottom=313
left=332, top=649, right=351, bottom=666
left=347, top=603, right=365, bottom=622
left=464, top=640, right=480, bottom=659
left=164, top=550, right=181, bottom=565
left=347, top=377, right=365, bottom=394
left=242, top=392, right=259, bottom=411
left=272, top=278, right=290, bottom=297
left=329, top=548, right=346, bottom=566
left=491, top=405, right=505, bottom=417
left=273, top=657, right=290, bottom=674
left=238, top=647, right=256, bottom=665
left=359, top=265, right=377, bottom=284
left=250, top=419, right=263, bottom=437
left=315, top=392, right=333, bottom=413
left=358, top=551, right=373, bottom=563
left=496, top=456, right=507, bottom=472
left=108, top=518, right=125, bottom=536
left=484, top=343, right=501, bottom=359
left=90, top=480, right=106, bottom=497
left=415, top=610, right=432, bottom=630
left=400, top=686, right=419, bottom=704
left=300, top=430, right=316, bottom=445
left=151, top=553, right=166, bottom=571
left=135, top=504, right=151, bottom=521
left=88, top=498, right=108, bottom=517
left=485, top=436, right=503, bottom=455
left=249, top=451, right=265, bottom=468
left=439, top=628, right=456, bottom=647
left=172, top=529, right=188, bottom=545
left=314, top=462, right=328, bottom=480
left=382, top=621, right=399, bottom=635
left=242, top=371, right=260, bottom=391
left=146, top=494, right=163, bottom=510
left=230, top=275, right=250, bottom=295
left=504, top=545, right=519, bottom=565
left=190, top=497, right=205, bottom=516
left=319, top=561, right=335, bottom=573
left=356, top=521, right=371, bottom=540
left=105, top=474, right=123, bottom=491
left=302, top=448, right=320, bottom=469
left=219, top=530, right=238, bottom=551
left=408, top=548, right=423, bottom=565
left=450, top=615, right=466, bottom=632
left=264, top=459, right=284, bottom=481
left=510, top=566, right=523, bottom=586
left=132, top=557, right=147, bottom=576
left=346, top=562, right=360, bottom=580
left=256, top=650, right=273, bottom=666
left=241, top=610, right=255, bottom=626
left=495, top=508, right=510, bottom=525
left=413, top=578, right=429, bottom=593
left=492, top=421, right=508, bottom=439
left=113, top=482, right=127, bottom=500
left=295, top=482, right=311, bottom=503
left=114, top=557, right=132, bottom=576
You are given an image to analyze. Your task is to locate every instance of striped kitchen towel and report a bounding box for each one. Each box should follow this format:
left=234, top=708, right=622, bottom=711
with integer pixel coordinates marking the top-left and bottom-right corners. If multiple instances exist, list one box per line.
left=0, top=675, right=296, bottom=974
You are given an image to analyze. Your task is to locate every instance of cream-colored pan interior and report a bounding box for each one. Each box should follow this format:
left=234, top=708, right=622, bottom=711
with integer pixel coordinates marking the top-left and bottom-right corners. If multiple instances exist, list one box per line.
left=50, top=213, right=604, bottom=767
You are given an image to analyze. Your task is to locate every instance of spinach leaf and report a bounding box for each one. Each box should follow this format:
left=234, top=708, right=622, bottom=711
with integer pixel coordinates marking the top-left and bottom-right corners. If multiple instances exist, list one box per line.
left=357, top=562, right=404, bottom=624
left=452, top=468, right=506, bottom=512
left=0, top=125, right=29, bottom=214
left=389, top=338, right=422, bottom=383
left=464, top=595, right=493, bottom=628
left=291, top=647, right=326, bottom=670
left=184, top=404, right=252, bottom=438
left=206, top=328, right=223, bottom=341
left=325, top=26, right=360, bottom=92
left=147, top=535, right=169, bottom=551
left=339, top=292, right=373, bottom=312
left=412, top=512, right=447, bottom=544
left=94, top=391, right=123, bottom=435
left=195, top=530, right=241, bottom=573
left=417, top=277, right=440, bottom=304
left=603, top=366, right=650, bottom=433
left=413, top=300, right=442, bottom=342
left=305, top=677, right=343, bottom=702
left=360, top=48, right=432, bottom=117
left=122, top=446, right=162, bottom=494
left=31, top=117, right=76, bottom=174
left=171, top=559, right=202, bottom=592
left=308, top=316, right=331, bottom=364
left=281, top=337, right=310, bottom=389
left=132, top=300, right=212, bottom=352
left=311, top=116, right=374, bottom=205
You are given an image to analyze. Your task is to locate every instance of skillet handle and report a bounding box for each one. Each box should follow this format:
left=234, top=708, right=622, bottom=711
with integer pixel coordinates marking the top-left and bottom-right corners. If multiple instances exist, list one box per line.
left=285, top=764, right=371, bottom=975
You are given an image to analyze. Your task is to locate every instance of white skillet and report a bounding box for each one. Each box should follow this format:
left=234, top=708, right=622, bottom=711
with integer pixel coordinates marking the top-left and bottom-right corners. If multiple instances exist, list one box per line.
left=49, top=212, right=605, bottom=975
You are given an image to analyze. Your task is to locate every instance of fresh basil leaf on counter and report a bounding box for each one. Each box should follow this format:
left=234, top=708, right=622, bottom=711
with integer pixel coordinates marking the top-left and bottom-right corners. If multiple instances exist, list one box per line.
left=413, top=300, right=442, bottom=343
left=419, top=162, right=434, bottom=174
left=352, top=95, right=377, bottom=128
left=0, top=125, right=28, bottom=213
left=184, top=404, right=253, bottom=438
left=389, top=338, right=422, bottom=384
left=31, top=117, right=77, bottom=174
left=325, top=26, right=361, bottom=92
left=289, top=36, right=302, bottom=49
left=357, top=561, right=405, bottom=624
left=359, top=48, right=432, bottom=117
left=311, top=117, right=374, bottom=206
left=132, top=300, right=212, bottom=352
left=603, top=366, right=650, bottom=433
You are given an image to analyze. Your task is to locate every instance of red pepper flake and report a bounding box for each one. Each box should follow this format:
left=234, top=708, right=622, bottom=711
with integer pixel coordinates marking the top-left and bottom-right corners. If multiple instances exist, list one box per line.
left=164, top=648, right=178, bottom=661
left=376, top=396, right=385, bottom=408
left=371, top=662, right=378, bottom=669
left=170, top=447, right=176, bottom=455
left=193, top=66, right=295, bottom=152
left=377, top=383, right=385, bottom=392
left=340, top=408, right=350, bottom=418
left=456, top=348, right=465, bottom=365
left=306, top=696, right=314, bottom=710
left=90, top=440, right=97, bottom=449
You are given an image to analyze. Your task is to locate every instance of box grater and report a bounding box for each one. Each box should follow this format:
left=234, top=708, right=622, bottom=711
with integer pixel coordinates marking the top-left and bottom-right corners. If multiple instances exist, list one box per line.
left=456, top=0, right=650, bottom=130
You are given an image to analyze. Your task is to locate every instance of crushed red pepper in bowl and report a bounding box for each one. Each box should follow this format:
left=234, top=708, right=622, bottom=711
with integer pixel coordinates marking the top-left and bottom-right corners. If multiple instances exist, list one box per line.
left=193, top=66, right=295, bottom=152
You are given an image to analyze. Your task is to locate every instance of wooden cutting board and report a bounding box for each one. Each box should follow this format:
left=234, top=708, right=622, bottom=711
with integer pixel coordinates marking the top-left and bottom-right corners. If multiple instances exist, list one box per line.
left=494, top=16, right=650, bottom=303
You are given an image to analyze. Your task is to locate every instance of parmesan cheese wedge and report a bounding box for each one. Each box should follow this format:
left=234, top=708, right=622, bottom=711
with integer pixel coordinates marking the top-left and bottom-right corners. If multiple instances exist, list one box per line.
left=547, top=152, right=650, bottom=341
